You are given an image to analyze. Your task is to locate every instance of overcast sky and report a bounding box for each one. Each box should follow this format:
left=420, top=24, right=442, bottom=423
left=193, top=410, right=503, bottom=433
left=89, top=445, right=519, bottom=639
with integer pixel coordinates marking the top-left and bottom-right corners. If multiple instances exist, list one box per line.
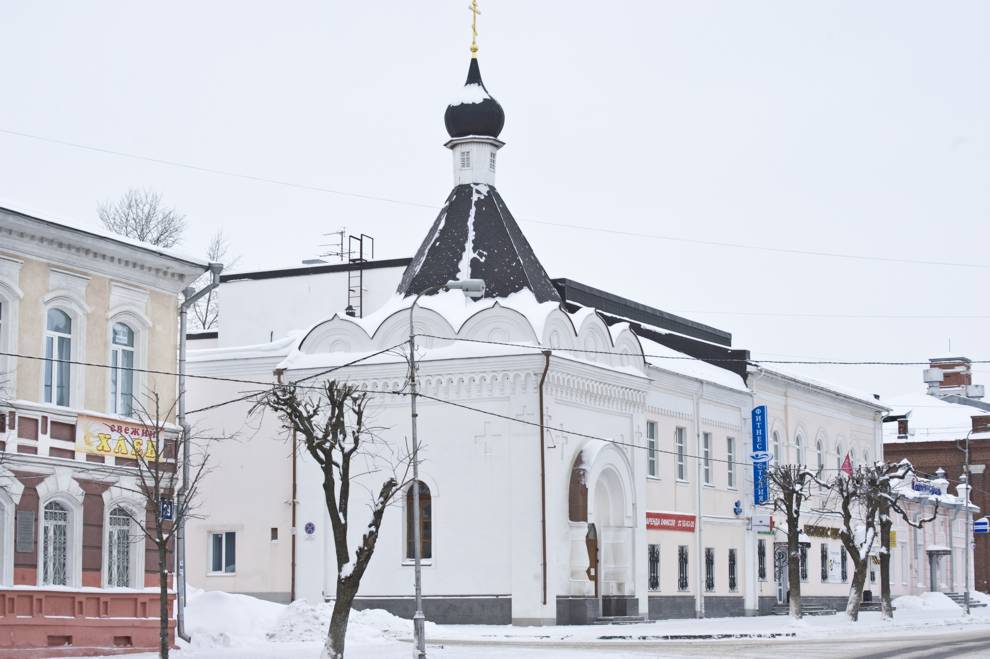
left=1, top=1, right=988, bottom=400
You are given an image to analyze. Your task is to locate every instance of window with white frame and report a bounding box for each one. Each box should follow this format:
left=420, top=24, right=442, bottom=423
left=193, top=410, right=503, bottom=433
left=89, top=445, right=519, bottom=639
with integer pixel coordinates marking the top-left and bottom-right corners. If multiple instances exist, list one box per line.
left=728, top=548, right=737, bottom=591
left=489, top=152, right=496, bottom=172
left=42, top=501, right=69, bottom=585
left=110, top=322, right=136, bottom=417
left=799, top=545, right=808, bottom=581
left=849, top=447, right=856, bottom=468
left=757, top=539, right=767, bottom=580
left=795, top=434, right=804, bottom=466
left=863, top=449, right=870, bottom=466
left=705, top=547, right=715, bottom=591
left=44, top=308, right=72, bottom=406
left=836, top=443, right=843, bottom=471
left=646, top=421, right=657, bottom=477
left=107, top=506, right=133, bottom=587
left=727, top=436, right=736, bottom=488
left=772, top=431, right=781, bottom=464
left=678, top=545, right=689, bottom=591
left=459, top=151, right=471, bottom=169
left=702, top=432, right=712, bottom=485
left=675, top=427, right=687, bottom=480
left=209, top=531, right=236, bottom=574
left=816, top=439, right=824, bottom=475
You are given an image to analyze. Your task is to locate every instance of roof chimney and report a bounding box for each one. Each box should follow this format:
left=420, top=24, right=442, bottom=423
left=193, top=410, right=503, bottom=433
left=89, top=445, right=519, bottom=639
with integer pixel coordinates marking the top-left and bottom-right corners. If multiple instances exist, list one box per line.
left=925, top=357, right=984, bottom=399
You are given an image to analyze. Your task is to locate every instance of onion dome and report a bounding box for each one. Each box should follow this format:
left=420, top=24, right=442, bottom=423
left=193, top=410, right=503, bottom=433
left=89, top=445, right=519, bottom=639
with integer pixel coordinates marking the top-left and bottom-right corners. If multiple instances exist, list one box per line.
left=444, top=58, right=505, bottom=139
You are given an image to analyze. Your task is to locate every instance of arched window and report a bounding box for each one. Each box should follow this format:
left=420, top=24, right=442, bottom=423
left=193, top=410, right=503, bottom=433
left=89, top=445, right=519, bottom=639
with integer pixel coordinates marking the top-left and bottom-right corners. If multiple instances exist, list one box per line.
left=835, top=443, right=843, bottom=471
left=772, top=431, right=782, bottom=464
left=42, top=501, right=69, bottom=585
left=107, top=506, right=133, bottom=587
left=405, top=482, right=432, bottom=560
left=795, top=434, right=805, bottom=466
left=816, top=440, right=824, bottom=475
left=110, top=322, right=136, bottom=417
left=863, top=450, right=870, bottom=467
left=849, top=447, right=856, bottom=468
left=44, top=309, right=72, bottom=406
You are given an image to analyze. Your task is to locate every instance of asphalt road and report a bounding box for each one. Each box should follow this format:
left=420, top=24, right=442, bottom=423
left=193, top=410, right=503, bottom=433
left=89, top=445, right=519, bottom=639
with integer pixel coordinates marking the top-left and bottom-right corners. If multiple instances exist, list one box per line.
left=428, top=628, right=990, bottom=658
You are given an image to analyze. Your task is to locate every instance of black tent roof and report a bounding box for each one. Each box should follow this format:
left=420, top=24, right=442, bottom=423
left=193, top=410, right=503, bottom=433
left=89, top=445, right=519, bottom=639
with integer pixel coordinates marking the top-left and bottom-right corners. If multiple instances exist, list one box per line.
left=396, top=183, right=560, bottom=302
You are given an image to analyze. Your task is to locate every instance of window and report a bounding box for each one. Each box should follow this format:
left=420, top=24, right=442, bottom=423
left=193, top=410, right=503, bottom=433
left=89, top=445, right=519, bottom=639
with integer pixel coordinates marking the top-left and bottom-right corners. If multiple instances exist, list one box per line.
left=863, top=450, right=870, bottom=467
left=42, top=502, right=69, bottom=585
left=840, top=546, right=848, bottom=582
left=44, top=308, right=72, bottom=406
left=758, top=539, right=767, bottom=581
left=836, top=443, right=843, bottom=471
left=821, top=544, right=828, bottom=582
left=816, top=440, right=824, bottom=475
left=648, top=544, right=660, bottom=591
left=646, top=421, right=657, bottom=477
left=459, top=151, right=471, bottom=169
left=728, top=548, right=737, bottom=591
left=675, top=427, right=686, bottom=480
left=107, top=506, right=132, bottom=587
left=799, top=545, right=808, bottom=581
left=795, top=434, right=804, bottom=466
left=678, top=545, right=689, bottom=591
left=702, top=432, right=712, bottom=485
left=210, top=531, right=236, bottom=574
left=849, top=447, right=856, bottom=468
left=772, top=431, right=781, bottom=464
left=727, top=437, right=736, bottom=488
left=489, top=152, right=496, bottom=172
left=705, top=547, right=715, bottom=592
left=405, top=481, right=432, bottom=560
left=110, top=322, right=135, bottom=417
left=870, top=557, right=876, bottom=583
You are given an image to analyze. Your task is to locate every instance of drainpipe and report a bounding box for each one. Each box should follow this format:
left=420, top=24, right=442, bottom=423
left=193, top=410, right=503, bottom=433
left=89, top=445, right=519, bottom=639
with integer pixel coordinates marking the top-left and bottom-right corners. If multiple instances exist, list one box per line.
left=176, top=262, right=223, bottom=643
left=538, top=351, right=552, bottom=607
left=694, top=382, right=705, bottom=618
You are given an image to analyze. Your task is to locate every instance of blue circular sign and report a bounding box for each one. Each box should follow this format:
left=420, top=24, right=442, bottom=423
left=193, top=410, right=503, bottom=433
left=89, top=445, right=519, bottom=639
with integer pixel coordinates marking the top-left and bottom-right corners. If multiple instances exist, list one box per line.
left=304, top=522, right=316, bottom=535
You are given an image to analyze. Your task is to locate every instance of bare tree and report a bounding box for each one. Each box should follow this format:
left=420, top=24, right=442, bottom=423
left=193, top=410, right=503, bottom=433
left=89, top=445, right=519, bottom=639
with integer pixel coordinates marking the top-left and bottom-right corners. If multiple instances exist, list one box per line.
left=100, top=392, right=212, bottom=658
left=190, top=230, right=237, bottom=331
left=831, top=466, right=877, bottom=621
left=255, top=380, right=410, bottom=659
left=98, top=189, right=186, bottom=248
left=876, top=461, right=938, bottom=619
left=768, top=463, right=815, bottom=619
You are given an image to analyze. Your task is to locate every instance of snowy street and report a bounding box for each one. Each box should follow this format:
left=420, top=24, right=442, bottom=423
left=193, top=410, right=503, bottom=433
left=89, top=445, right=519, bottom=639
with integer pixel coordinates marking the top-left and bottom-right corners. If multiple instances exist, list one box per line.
left=78, top=589, right=990, bottom=659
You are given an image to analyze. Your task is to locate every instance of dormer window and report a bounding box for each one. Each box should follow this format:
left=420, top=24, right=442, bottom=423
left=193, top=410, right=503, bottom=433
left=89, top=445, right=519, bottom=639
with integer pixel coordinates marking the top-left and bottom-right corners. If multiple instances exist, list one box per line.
left=489, top=152, right=496, bottom=171
left=459, top=151, right=471, bottom=169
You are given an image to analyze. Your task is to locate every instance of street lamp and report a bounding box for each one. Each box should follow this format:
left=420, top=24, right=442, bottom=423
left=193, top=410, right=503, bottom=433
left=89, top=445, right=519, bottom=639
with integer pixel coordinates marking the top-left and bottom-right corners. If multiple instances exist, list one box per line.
left=408, top=278, right=484, bottom=658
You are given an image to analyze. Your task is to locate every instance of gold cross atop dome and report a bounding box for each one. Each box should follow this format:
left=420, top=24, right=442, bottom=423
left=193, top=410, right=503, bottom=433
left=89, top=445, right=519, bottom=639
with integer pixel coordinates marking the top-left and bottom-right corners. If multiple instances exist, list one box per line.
left=469, top=0, right=481, bottom=57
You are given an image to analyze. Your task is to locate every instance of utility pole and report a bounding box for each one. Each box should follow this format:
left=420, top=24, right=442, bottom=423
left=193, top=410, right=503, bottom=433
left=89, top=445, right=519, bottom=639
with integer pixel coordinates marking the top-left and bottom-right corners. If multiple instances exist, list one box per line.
left=407, top=278, right=485, bottom=659
left=694, top=383, right=705, bottom=618
left=175, top=262, right=222, bottom=642
left=958, top=430, right=973, bottom=615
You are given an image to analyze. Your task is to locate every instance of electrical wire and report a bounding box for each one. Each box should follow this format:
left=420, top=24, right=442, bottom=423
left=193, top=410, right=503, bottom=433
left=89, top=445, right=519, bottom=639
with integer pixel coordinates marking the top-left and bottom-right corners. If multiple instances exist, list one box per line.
left=3, top=126, right=990, bottom=271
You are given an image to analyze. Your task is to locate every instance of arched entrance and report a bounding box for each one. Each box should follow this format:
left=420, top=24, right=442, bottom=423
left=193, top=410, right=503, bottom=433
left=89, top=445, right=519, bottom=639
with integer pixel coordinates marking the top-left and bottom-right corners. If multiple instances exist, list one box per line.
left=566, top=440, right=636, bottom=618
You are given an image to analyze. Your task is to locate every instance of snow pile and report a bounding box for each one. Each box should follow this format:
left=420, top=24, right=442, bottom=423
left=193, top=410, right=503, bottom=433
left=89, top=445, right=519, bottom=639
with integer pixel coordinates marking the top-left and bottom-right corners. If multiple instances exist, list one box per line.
left=266, top=600, right=434, bottom=645
left=451, top=83, right=489, bottom=106
left=185, top=589, right=285, bottom=648
left=892, top=592, right=960, bottom=612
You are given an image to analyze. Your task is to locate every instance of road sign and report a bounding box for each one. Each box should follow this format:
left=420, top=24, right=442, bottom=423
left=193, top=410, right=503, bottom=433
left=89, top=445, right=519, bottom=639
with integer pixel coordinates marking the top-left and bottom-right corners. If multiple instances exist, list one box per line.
left=974, top=517, right=989, bottom=535
left=752, top=405, right=769, bottom=504
left=159, top=498, right=174, bottom=521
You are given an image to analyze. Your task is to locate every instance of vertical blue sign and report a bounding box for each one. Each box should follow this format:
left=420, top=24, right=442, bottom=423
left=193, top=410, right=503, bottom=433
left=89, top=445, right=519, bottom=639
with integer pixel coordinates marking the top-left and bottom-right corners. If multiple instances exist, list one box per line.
left=751, top=405, right=769, bottom=505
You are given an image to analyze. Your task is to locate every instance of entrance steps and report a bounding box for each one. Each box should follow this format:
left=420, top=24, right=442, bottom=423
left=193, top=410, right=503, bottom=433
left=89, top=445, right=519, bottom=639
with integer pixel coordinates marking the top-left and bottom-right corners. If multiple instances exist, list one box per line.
left=770, top=604, right=836, bottom=616
left=593, top=615, right=649, bottom=625
left=945, top=592, right=988, bottom=608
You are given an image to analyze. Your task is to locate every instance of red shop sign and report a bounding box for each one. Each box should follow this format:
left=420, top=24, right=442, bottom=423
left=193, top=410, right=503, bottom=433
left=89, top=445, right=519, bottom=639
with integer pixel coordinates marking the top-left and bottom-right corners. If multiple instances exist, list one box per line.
left=646, top=512, right=696, bottom=532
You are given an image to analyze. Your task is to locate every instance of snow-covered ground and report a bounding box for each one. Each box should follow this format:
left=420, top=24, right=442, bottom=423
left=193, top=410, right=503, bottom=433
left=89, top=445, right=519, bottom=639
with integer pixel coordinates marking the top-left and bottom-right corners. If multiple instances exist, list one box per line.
left=81, top=590, right=990, bottom=658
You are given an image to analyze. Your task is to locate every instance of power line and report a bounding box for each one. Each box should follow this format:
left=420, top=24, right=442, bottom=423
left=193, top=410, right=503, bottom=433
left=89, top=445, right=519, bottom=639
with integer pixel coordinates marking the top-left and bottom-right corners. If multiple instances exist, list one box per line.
left=3, top=126, right=989, bottom=271
left=412, top=334, right=990, bottom=366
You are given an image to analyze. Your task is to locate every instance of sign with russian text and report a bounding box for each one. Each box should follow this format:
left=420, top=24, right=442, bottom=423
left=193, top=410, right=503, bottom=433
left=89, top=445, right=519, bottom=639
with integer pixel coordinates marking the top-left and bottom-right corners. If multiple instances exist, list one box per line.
left=646, top=512, right=696, bottom=532
left=911, top=478, right=942, bottom=496
left=75, top=414, right=161, bottom=461
left=752, top=405, right=769, bottom=504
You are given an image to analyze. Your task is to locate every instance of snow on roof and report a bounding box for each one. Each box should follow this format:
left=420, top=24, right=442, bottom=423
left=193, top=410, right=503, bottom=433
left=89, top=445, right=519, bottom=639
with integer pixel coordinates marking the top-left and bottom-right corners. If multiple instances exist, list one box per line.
left=882, top=391, right=989, bottom=442
left=450, top=83, right=489, bottom=106
left=753, top=364, right=888, bottom=410
left=0, top=196, right=207, bottom=266
left=637, top=335, right=749, bottom=393
left=189, top=333, right=297, bottom=363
